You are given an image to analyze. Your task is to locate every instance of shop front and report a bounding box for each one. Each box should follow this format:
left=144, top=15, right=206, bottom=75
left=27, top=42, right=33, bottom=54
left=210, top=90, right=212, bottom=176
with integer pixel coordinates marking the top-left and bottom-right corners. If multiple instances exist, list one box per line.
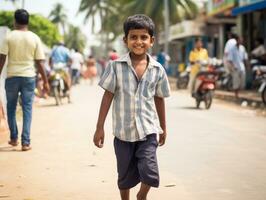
left=158, top=20, right=206, bottom=75
left=206, top=0, right=237, bottom=58
left=232, top=0, right=266, bottom=52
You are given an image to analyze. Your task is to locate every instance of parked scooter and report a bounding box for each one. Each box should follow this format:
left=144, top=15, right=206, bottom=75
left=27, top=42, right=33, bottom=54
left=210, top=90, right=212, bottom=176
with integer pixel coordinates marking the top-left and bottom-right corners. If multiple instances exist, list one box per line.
left=214, top=59, right=233, bottom=91
left=193, top=63, right=218, bottom=109
left=253, top=65, right=266, bottom=105
left=176, top=65, right=190, bottom=89
left=49, top=65, right=70, bottom=106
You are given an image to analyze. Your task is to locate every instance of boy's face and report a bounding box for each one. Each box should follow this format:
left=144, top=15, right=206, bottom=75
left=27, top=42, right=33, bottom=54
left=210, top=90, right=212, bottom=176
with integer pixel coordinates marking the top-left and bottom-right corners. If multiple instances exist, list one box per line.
left=124, top=29, right=154, bottom=56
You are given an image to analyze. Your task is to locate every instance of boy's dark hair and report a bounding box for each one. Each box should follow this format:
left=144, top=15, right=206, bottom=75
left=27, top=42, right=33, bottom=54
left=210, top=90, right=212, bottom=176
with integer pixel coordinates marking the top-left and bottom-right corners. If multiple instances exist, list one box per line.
left=14, top=9, right=29, bottom=25
left=123, top=14, right=155, bottom=37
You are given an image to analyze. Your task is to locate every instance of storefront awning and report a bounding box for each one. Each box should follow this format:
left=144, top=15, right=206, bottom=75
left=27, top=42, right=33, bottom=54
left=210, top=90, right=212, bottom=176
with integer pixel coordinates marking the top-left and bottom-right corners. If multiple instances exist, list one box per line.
left=232, top=0, right=266, bottom=16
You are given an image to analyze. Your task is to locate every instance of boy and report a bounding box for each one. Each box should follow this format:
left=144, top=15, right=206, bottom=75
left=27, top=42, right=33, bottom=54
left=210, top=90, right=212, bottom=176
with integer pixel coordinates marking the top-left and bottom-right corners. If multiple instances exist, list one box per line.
left=93, top=14, right=170, bottom=200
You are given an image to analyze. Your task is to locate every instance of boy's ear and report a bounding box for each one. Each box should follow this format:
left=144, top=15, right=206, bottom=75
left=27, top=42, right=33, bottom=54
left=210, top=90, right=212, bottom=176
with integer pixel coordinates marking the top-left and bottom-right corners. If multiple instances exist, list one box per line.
left=150, top=36, right=155, bottom=46
left=123, top=36, right=127, bottom=44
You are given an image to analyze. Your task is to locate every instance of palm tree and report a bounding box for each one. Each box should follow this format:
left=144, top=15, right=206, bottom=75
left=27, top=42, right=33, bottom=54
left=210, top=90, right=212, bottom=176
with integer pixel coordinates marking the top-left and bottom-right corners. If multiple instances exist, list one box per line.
left=78, top=0, right=124, bottom=52
left=126, top=0, right=198, bottom=31
left=125, top=0, right=198, bottom=53
left=78, top=0, right=119, bottom=33
left=64, top=25, right=86, bottom=52
left=49, top=3, right=67, bottom=36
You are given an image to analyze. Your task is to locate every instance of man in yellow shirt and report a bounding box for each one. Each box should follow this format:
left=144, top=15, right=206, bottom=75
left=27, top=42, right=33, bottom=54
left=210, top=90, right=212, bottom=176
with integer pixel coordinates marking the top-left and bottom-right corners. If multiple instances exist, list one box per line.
left=0, top=9, right=49, bottom=151
left=188, top=38, right=209, bottom=95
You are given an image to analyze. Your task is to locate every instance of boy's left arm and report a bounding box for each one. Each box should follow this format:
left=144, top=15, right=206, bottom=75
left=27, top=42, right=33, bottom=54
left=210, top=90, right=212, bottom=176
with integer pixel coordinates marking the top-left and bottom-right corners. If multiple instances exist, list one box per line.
left=154, top=96, right=166, bottom=146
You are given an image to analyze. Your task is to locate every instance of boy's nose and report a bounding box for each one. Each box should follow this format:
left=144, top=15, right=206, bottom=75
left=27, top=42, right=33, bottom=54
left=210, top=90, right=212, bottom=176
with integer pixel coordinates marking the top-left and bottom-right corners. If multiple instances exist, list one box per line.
left=136, top=38, right=142, bottom=44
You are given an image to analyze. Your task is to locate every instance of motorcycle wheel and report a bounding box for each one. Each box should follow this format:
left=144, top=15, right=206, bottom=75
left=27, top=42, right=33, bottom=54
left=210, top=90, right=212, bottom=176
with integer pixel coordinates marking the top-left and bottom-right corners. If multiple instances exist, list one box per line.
left=67, top=92, right=71, bottom=103
left=196, top=99, right=201, bottom=109
left=204, top=91, right=213, bottom=109
left=176, top=77, right=188, bottom=89
left=262, top=87, right=266, bottom=106
left=53, top=87, right=61, bottom=106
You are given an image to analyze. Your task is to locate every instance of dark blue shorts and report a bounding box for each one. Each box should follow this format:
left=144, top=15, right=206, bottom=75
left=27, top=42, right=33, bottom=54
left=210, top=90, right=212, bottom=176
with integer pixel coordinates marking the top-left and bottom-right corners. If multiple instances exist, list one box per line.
left=114, top=134, right=159, bottom=190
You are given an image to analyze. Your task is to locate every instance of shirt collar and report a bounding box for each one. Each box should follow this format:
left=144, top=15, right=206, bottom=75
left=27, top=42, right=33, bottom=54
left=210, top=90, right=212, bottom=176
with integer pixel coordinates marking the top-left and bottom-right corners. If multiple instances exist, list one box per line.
left=116, top=53, right=161, bottom=69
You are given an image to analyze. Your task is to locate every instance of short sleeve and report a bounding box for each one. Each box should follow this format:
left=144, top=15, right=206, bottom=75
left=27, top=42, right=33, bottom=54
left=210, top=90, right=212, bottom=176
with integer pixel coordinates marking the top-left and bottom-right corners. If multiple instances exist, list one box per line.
left=98, top=61, right=116, bottom=93
left=155, top=69, right=170, bottom=98
left=189, top=51, right=195, bottom=62
left=227, top=48, right=234, bottom=61
left=244, top=47, right=248, bottom=60
left=0, top=36, right=9, bottom=55
left=34, top=36, right=45, bottom=60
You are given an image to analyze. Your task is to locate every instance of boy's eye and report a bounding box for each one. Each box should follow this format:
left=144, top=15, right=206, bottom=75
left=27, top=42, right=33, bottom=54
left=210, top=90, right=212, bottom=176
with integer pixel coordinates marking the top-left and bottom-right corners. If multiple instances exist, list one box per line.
left=141, top=35, right=148, bottom=40
left=130, top=35, right=137, bottom=40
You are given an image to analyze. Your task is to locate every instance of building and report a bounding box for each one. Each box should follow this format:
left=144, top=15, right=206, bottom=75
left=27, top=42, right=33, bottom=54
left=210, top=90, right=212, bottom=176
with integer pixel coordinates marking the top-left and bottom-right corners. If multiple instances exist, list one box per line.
left=232, top=0, right=266, bottom=52
left=206, top=0, right=237, bottom=58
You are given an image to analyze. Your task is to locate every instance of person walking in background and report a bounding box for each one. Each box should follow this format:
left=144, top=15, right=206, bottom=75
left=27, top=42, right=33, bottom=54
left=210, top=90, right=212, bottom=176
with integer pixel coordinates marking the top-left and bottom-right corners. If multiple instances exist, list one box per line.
left=98, top=57, right=107, bottom=77
left=109, top=49, right=119, bottom=61
left=0, top=9, right=49, bottom=151
left=83, top=55, right=97, bottom=85
left=93, top=14, right=170, bottom=200
left=223, top=32, right=238, bottom=74
left=251, top=38, right=266, bottom=63
left=227, top=35, right=248, bottom=98
left=157, top=49, right=166, bottom=69
left=70, top=48, right=84, bottom=85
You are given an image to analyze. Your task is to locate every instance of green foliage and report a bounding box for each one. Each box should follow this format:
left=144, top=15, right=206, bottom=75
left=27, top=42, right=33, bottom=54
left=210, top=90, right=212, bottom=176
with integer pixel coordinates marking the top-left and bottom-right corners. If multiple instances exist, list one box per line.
left=0, top=11, right=14, bottom=29
left=29, top=15, right=61, bottom=47
left=0, top=11, right=61, bottom=47
left=48, top=3, right=67, bottom=36
left=64, top=25, right=86, bottom=52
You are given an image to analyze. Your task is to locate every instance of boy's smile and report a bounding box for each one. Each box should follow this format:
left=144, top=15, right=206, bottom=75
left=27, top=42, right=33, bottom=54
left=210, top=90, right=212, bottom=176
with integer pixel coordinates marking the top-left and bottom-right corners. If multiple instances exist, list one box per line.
left=124, top=29, right=154, bottom=57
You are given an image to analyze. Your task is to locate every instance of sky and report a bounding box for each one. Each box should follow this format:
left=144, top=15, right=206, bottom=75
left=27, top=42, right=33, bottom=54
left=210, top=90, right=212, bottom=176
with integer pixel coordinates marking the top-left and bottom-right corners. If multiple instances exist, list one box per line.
left=0, top=0, right=100, bottom=46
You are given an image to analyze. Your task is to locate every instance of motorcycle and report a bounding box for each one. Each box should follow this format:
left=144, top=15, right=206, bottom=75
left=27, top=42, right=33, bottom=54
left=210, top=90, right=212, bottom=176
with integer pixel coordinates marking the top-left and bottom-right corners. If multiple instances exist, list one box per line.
left=176, top=66, right=190, bottom=89
left=193, top=63, right=218, bottom=109
left=49, top=66, right=70, bottom=106
left=213, top=59, right=233, bottom=91
left=253, top=65, right=266, bottom=105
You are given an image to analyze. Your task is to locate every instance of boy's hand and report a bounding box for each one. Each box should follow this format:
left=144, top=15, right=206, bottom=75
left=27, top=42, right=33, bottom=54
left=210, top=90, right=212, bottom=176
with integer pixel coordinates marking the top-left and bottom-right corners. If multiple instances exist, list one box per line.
left=158, top=132, right=166, bottom=146
left=93, top=128, right=105, bottom=148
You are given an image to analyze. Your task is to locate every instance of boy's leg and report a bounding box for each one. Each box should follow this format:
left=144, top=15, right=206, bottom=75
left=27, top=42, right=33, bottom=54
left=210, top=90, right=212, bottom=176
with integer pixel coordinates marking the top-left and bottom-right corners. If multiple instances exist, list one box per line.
left=136, top=134, right=159, bottom=199
left=120, top=189, right=130, bottom=200
left=137, top=183, right=150, bottom=200
left=114, top=137, right=140, bottom=199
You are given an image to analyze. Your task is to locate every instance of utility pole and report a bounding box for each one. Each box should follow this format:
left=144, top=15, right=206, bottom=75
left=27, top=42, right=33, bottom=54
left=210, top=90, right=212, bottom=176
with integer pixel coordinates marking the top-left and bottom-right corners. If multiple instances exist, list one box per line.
left=22, top=0, right=25, bottom=8
left=164, top=0, right=170, bottom=55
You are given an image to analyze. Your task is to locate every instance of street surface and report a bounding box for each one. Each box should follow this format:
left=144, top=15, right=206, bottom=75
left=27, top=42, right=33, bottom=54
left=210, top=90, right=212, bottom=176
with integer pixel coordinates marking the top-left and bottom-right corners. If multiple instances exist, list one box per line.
left=0, top=80, right=266, bottom=200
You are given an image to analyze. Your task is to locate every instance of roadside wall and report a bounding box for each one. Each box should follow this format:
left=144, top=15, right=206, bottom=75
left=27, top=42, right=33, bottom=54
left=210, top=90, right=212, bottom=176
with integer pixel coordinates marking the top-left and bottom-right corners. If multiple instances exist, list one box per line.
left=0, top=26, right=10, bottom=135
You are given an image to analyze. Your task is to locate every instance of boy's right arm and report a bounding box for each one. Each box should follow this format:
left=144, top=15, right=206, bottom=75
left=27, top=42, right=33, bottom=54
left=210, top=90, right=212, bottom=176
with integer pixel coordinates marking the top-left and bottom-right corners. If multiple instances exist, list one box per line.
left=93, top=90, right=114, bottom=148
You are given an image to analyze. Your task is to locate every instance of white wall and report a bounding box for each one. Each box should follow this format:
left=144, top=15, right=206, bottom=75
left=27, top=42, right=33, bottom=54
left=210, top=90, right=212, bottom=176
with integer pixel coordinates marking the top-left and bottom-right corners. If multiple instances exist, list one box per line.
left=0, top=26, right=10, bottom=116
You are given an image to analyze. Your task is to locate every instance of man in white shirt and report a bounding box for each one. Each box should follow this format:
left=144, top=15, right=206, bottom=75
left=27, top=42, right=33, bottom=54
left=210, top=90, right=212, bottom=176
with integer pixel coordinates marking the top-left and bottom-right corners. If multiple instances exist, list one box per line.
left=70, top=49, right=83, bottom=85
left=223, top=32, right=238, bottom=73
left=227, top=36, right=248, bottom=98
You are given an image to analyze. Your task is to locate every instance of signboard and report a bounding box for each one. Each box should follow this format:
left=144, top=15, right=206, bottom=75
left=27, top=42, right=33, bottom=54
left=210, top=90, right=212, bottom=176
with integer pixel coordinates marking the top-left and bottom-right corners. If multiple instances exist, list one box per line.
left=169, top=20, right=204, bottom=40
left=239, top=0, right=264, bottom=6
left=208, top=0, right=236, bottom=16
left=158, top=20, right=205, bottom=44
